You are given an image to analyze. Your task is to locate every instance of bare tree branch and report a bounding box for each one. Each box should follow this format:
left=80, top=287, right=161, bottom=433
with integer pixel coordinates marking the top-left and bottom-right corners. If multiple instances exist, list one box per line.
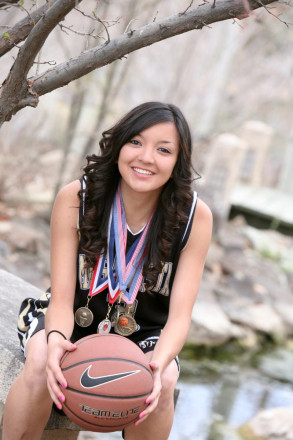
left=0, top=1, right=59, bottom=57
left=0, top=0, right=82, bottom=123
left=6, top=0, right=82, bottom=81
left=0, top=0, right=281, bottom=126
left=31, top=0, right=279, bottom=97
left=0, top=0, right=19, bottom=8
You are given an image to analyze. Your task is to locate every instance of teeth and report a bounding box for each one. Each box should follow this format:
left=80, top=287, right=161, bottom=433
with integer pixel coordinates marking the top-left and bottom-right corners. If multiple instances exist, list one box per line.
left=133, top=168, right=153, bottom=175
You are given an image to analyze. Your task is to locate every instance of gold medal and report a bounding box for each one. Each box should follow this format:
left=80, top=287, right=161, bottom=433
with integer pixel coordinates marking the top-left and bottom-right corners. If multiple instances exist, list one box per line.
left=75, top=306, right=94, bottom=327
left=114, top=314, right=137, bottom=336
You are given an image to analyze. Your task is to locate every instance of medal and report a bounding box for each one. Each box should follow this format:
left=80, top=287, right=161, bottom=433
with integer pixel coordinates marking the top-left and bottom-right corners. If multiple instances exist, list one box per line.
left=97, top=303, right=113, bottom=334
left=98, top=319, right=112, bottom=334
left=114, top=302, right=138, bottom=336
left=115, top=314, right=137, bottom=336
left=75, top=306, right=93, bottom=327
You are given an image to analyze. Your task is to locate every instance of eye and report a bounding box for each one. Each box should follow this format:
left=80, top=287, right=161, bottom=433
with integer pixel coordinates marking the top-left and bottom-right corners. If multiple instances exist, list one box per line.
left=129, top=139, right=141, bottom=146
left=158, top=147, right=171, bottom=154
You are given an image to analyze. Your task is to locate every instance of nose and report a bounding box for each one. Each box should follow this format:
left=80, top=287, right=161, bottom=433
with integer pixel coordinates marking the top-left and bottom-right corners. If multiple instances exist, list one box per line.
left=138, top=145, right=154, bottom=164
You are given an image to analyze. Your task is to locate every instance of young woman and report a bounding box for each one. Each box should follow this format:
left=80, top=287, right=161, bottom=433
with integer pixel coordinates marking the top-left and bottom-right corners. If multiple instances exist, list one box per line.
left=2, top=102, right=212, bottom=440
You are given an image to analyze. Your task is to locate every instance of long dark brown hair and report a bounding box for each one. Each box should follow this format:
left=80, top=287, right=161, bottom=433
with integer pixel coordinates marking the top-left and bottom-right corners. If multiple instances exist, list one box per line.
left=79, top=102, right=195, bottom=290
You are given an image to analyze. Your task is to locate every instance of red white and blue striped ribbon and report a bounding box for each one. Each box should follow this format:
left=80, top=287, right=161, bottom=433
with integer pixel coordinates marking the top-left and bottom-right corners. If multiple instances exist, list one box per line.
left=89, top=183, right=154, bottom=304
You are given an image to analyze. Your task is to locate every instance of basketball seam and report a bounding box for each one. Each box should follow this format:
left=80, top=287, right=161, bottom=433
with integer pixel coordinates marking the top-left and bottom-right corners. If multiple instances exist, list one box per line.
left=65, top=387, right=151, bottom=399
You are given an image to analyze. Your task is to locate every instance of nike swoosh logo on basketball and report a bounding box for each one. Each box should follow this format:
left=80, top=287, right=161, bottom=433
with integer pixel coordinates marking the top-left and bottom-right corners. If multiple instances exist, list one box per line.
left=80, top=365, right=140, bottom=389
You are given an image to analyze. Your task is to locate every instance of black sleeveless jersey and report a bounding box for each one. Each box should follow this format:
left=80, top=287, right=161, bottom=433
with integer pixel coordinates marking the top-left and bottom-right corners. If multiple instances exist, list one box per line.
left=72, top=181, right=197, bottom=344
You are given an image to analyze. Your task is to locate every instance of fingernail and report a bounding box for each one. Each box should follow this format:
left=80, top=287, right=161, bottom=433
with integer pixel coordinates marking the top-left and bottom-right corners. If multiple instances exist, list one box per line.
left=57, top=403, right=62, bottom=410
left=139, top=413, right=145, bottom=419
left=146, top=398, right=151, bottom=404
left=59, top=395, right=65, bottom=402
left=62, top=382, right=67, bottom=388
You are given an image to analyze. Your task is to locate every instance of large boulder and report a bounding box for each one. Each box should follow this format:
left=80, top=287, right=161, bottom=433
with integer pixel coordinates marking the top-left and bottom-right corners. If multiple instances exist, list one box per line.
left=239, top=407, right=293, bottom=440
left=0, top=269, right=79, bottom=435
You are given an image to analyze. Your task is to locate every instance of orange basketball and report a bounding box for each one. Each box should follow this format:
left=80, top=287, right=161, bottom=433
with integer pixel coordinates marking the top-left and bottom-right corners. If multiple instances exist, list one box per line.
left=119, top=316, right=129, bottom=327
left=60, top=334, right=153, bottom=432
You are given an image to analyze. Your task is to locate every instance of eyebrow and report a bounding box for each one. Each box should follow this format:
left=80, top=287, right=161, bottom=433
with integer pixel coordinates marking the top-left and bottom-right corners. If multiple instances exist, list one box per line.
left=136, top=134, right=176, bottom=146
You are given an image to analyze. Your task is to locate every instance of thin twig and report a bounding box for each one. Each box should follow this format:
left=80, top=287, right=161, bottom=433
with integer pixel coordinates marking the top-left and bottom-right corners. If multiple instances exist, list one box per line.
left=92, top=11, right=110, bottom=43
left=33, top=59, right=56, bottom=65
left=124, top=18, right=139, bottom=33
left=58, top=23, right=106, bottom=40
left=232, top=17, right=244, bottom=28
left=257, top=0, right=292, bottom=27
left=18, top=2, right=35, bottom=22
left=152, top=10, right=159, bottom=23
left=180, top=0, right=195, bottom=15
left=74, top=7, right=120, bottom=27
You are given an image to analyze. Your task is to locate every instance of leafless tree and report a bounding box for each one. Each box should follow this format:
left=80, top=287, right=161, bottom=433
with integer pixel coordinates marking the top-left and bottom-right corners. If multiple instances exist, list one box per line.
left=0, top=0, right=281, bottom=127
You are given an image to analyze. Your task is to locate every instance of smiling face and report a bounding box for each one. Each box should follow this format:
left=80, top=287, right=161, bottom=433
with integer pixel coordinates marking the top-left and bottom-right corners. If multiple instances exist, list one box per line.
left=117, top=122, right=179, bottom=200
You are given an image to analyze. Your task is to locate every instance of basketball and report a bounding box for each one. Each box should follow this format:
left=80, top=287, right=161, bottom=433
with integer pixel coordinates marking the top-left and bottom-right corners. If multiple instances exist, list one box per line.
left=60, top=333, right=154, bottom=432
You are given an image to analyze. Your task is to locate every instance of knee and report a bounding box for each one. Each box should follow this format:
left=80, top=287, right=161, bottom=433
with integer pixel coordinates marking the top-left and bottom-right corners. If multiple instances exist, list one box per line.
left=157, top=364, right=178, bottom=410
left=22, top=348, right=48, bottom=391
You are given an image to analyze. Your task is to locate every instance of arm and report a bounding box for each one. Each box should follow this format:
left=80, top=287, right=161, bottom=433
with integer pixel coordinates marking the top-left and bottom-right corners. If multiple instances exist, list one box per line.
left=142, top=198, right=213, bottom=420
left=45, top=179, right=81, bottom=408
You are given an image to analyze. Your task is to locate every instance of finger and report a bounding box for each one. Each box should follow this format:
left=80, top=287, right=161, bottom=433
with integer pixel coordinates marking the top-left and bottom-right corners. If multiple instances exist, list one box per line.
left=47, top=372, right=64, bottom=409
left=135, top=395, right=160, bottom=427
left=55, top=342, right=77, bottom=388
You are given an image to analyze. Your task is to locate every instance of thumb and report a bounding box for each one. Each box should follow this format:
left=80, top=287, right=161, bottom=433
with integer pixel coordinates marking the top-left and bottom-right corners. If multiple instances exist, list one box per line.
left=62, top=340, right=77, bottom=352
left=149, top=361, right=159, bottom=372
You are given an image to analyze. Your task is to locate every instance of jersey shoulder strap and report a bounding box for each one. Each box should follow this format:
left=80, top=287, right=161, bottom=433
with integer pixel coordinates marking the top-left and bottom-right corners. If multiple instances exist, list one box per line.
left=180, top=191, right=198, bottom=251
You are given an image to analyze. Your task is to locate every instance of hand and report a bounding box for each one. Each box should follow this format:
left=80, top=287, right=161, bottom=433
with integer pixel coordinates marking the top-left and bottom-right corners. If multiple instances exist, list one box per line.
left=46, top=334, right=76, bottom=409
left=135, top=361, right=161, bottom=426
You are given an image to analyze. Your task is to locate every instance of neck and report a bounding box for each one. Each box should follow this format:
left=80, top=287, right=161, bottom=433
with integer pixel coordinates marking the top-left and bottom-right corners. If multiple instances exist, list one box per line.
left=120, top=183, right=159, bottom=234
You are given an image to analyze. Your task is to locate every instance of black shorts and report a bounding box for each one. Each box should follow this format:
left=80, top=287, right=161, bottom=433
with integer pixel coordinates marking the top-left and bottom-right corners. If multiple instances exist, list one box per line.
left=17, top=292, right=180, bottom=374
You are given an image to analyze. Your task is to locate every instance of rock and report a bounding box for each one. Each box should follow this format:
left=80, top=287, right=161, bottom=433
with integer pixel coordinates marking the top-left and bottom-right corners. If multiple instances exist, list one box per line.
left=188, top=300, right=233, bottom=346
left=243, top=226, right=293, bottom=259
left=205, top=241, right=226, bottom=273
left=0, top=269, right=80, bottom=432
left=3, top=221, right=46, bottom=254
left=243, top=226, right=283, bottom=260
left=256, top=348, right=293, bottom=384
left=273, top=303, right=293, bottom=335
left=226, top=303, right=285, bottom=339
left=0, top=238, right=11, bottom=258
left=239, top=407, right=293, bottom=440
left=208, top=418, right=243, bottom=440
left=229, top=324, right=259, bottom=349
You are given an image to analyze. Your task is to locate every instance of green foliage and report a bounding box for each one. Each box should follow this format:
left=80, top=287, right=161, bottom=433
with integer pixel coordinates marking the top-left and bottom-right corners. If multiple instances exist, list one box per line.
left=258, top=248, right=280, bottom=262
left=3, top=33, right=10, bottom=39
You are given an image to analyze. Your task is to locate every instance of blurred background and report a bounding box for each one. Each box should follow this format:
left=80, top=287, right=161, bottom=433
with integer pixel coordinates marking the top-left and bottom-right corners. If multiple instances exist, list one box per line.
left=1, top=1, right=293, bottom=439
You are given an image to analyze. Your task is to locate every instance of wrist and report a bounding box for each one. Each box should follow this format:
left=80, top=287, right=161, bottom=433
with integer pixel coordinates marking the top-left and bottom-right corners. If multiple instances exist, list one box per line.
left=47, top=330, right=67, bottom=343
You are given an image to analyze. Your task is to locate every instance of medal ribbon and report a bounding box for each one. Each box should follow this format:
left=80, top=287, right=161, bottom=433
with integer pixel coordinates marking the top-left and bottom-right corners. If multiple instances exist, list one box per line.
left=89, top=183, right=154, bottom=304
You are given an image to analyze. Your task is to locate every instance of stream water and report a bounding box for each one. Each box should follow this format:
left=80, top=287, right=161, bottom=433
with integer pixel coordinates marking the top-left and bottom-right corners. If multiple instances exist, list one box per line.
left=170, top=365, right=293, bottom=439
left=79, top=354, right=293, bottom=440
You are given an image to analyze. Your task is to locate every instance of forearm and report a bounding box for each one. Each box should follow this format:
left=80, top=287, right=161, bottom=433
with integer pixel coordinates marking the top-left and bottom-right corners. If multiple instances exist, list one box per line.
left=45, top=300, right=75, bottom=341
left=151, top=317, right=191, bottom=373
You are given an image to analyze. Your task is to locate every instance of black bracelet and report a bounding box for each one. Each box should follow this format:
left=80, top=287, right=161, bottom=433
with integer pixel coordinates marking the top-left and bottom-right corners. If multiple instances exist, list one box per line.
left=47, top=330, right=67, bottom=343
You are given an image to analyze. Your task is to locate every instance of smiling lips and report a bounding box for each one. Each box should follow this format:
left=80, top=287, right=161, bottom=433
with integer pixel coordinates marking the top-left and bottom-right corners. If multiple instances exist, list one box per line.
left=133, top=167, right=154, bottom=176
